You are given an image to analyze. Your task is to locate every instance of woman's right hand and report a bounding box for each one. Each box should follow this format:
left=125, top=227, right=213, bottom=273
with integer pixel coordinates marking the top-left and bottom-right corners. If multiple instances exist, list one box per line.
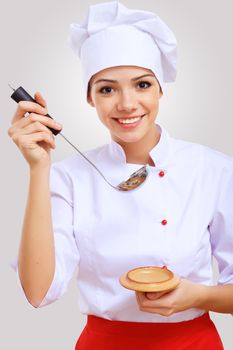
left=8, top=92, right=62, bottom=169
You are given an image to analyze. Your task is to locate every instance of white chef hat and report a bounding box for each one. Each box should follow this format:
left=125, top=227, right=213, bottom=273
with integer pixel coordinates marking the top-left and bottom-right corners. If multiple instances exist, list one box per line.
left=69, top=1, right=177, bottom=94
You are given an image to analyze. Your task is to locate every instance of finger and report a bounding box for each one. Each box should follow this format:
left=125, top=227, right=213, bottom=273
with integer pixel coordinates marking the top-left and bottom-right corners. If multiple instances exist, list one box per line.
left=135, top=292, right=148, bottom=307
left=8, top=113, right=62, bottom=137
left=135, top=292, right=171, bottom=315
left=136, top=291, right=170, bottom=309
left=135, top=291, right=141, bottom=305
left=11, top=101, right=48, bottom=124
left=139, top=306, right=173, bottom=316
left=14, top=120, right=55, bottom=139
left=34, top=91, right=47, bottom=108
left=145, top=291, right=169, bottom=300
left=31, top=132, right=56, bottom=149
left=16, top=132, right=56, bottom=150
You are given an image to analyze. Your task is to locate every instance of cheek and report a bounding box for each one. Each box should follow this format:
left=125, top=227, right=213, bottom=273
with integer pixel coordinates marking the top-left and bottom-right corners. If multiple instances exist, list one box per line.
left=142, top=90, right=160, bottom=109
left=144, top=98, right=159, bottom=114
left=95, top=99, right=114, bottom=118
left=94, top=106, right=111, bottom=126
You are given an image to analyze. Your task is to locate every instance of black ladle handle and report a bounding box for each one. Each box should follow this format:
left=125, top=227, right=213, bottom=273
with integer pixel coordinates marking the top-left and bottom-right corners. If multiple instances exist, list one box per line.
left=10, top=86, right=60, bottom=135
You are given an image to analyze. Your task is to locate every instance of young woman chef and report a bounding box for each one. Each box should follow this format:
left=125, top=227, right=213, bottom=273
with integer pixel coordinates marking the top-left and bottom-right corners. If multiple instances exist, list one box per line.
left=8, top=1, right=233, bottom=349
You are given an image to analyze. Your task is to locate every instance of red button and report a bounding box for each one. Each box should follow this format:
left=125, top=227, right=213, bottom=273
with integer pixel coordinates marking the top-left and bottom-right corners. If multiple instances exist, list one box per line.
left=159, top=171, right=165, bottom=177
left=161, top=219, right=167, bottom=226
left=162, top=265, right=167, bottom=269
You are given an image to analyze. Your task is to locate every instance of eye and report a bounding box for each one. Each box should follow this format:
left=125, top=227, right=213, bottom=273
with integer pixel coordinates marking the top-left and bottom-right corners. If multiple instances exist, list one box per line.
left=138, top=81, right=151, bottom=89
left=99, top=86, right=113, bottom=94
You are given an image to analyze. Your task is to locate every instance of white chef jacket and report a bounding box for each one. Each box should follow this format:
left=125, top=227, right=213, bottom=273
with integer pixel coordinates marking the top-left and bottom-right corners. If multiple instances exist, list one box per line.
left=15, top=125, right=233, bottom=323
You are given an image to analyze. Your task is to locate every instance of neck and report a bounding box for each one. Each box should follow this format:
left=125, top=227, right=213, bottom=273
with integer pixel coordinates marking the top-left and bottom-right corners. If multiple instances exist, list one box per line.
left=113, top=124, right=160, bottom=165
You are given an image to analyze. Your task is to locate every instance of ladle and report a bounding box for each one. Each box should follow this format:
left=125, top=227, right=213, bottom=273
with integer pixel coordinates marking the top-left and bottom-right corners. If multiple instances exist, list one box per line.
left=9, top=85, right=149, bottom=192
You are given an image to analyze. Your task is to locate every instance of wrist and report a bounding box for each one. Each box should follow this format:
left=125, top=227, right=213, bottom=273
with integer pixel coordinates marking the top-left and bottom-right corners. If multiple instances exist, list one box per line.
left=29, top=163, right=51, bottom=176
left=195, top=284, right=210, bottom=310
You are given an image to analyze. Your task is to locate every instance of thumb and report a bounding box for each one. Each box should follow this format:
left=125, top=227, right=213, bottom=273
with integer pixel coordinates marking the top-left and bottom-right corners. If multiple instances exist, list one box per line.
left=34, top=91, right=47, bottom=109
left=145, top=291, right=168, bottom=300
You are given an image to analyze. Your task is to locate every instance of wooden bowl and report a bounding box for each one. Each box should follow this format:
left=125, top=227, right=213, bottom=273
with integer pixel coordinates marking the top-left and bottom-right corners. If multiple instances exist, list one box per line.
left=119, top=266, right=180, bottom=292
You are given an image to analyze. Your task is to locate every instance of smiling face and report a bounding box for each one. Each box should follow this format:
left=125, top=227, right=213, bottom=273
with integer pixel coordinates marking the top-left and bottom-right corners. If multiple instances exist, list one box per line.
left=88, top=65, right=162, bottom=150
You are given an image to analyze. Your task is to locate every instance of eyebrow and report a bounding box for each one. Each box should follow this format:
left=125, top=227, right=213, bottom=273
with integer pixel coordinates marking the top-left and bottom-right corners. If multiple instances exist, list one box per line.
left=94, top=74, right=156, bottom=84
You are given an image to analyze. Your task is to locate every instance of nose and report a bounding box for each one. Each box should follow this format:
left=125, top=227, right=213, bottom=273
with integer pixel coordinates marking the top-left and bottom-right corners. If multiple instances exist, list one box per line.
left=116, top=89, right=138, bottom=112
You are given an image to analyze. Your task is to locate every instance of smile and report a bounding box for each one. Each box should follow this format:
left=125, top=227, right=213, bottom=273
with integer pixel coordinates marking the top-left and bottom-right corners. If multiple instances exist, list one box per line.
left=118, top=116, right=141, bottom=124
left=114, top=115, right=145, bottom=127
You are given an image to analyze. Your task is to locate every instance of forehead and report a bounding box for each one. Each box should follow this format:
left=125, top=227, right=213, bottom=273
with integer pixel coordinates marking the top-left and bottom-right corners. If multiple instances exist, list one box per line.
left=91, top=65, right=155, bottom=82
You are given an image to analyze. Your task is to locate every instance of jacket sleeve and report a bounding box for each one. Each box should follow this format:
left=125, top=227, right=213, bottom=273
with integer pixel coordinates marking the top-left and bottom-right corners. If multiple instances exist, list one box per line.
left=209, top=160, right=233, bottom=294
left=14, top=161, right=80, bottom=308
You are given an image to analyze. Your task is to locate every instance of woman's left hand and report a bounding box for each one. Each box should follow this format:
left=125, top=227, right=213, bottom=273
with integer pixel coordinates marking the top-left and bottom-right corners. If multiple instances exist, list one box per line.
left=135, top=278, right=207, bottom=316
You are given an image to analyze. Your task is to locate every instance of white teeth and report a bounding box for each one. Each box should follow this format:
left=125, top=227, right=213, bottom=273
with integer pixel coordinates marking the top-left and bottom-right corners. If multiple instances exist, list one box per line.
left=118, top=117, right=141, bottom=124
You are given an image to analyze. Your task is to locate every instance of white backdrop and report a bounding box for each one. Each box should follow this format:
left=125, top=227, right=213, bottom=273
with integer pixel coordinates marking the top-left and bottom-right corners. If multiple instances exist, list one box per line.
left=1, top=0, right=233, bottom=349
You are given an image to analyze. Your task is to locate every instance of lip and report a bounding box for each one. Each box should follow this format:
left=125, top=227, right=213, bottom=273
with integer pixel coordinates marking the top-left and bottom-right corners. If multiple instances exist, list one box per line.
left=113, top=114, right=145, bottom=129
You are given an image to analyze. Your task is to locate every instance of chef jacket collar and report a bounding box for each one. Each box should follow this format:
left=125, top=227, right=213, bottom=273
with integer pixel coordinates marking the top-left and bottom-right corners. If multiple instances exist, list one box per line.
left=109, top=124, right=171, bottom=167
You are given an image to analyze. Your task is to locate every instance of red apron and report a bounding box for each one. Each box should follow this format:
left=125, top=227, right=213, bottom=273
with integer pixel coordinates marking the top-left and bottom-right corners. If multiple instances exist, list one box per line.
left=75, top=312, right=224, bottom=350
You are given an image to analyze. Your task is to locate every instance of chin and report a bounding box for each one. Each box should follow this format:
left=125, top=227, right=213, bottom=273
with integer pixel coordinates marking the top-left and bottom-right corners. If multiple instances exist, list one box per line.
left=114, top=132, right=145, bottom=144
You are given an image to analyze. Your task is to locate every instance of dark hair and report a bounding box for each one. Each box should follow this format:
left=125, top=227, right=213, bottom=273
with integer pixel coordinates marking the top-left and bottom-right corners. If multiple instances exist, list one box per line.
left=87, top=82, right=91, bottom=98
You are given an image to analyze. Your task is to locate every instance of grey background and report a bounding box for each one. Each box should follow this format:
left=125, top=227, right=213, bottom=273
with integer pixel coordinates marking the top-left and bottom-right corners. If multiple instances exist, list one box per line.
left=1, top=0, right=233, bottom=349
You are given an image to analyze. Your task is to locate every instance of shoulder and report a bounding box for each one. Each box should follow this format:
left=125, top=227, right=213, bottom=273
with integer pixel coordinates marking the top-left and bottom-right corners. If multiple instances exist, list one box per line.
left=171, top=136, right=233, bottom=172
